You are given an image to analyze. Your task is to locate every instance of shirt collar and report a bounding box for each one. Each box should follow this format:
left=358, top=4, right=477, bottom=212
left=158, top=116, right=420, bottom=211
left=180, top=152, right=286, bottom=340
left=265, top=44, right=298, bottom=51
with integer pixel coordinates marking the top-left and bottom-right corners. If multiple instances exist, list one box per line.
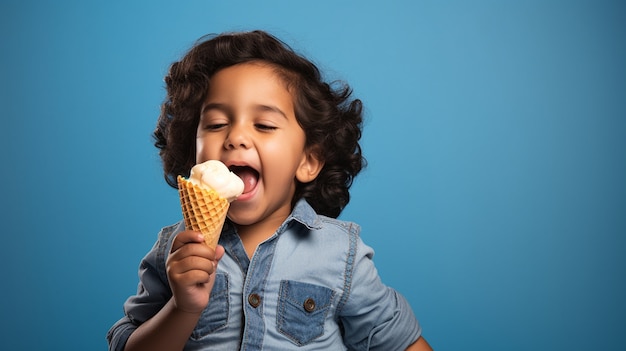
left=224, top=198, right=322, bottom=235
left=285, top=198, right=323, bottom=231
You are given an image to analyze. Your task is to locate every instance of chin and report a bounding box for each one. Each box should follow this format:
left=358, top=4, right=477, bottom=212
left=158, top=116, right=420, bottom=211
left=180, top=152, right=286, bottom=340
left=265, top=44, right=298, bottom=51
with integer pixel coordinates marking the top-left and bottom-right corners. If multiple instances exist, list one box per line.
left=227, top=212, right=259, bottom=227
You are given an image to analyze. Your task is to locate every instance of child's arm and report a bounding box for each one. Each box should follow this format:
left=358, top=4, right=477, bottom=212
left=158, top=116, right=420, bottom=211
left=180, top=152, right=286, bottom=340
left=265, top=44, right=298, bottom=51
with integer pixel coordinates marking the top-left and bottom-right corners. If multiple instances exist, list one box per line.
left=123, top=298, right=203, bottom=351
left=124, top=231, right=224, bottom=351
left=406, top=336, right=433, bottom=350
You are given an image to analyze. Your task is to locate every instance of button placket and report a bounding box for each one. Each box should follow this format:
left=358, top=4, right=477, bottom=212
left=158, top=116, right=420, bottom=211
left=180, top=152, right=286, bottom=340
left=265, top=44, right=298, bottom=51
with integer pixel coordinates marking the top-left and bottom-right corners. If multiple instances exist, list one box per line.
left=248, top=293, right=261, bottom=308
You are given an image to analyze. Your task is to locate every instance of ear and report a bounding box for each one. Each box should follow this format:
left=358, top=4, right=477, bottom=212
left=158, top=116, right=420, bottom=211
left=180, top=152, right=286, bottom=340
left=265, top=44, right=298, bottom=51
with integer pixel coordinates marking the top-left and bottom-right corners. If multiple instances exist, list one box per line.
left=296, top=147, right=324, bottom=183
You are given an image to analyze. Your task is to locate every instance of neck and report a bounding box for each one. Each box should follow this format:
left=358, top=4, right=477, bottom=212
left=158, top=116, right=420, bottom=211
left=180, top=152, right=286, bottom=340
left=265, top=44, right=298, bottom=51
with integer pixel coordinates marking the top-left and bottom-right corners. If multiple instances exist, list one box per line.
left=234, top=214, right=287, bottom=258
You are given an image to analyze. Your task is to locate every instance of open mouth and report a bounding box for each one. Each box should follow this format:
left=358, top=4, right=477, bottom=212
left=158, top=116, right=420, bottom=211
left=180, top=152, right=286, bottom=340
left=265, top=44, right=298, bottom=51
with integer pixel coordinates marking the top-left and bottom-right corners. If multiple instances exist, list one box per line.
left=229, top=165, right=259, bottom=194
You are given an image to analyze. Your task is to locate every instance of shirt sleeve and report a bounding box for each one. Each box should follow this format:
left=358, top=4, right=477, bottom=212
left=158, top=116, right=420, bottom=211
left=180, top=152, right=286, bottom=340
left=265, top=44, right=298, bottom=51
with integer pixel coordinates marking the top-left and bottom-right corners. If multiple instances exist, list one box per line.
left=106, top=223, right=180, bottom=351
left=339, top=237, right=421, bottom=351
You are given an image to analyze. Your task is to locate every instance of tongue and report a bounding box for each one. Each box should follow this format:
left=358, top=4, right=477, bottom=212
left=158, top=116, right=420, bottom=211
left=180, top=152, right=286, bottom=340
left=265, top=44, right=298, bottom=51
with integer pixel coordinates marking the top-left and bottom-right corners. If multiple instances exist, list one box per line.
left=234, top=167, right=258, bottom=194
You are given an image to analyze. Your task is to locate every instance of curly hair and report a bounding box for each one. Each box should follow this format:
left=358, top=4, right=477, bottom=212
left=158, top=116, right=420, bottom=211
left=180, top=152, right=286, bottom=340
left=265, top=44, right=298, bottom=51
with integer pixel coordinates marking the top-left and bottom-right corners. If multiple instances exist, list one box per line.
left=153, top=30, right=365, bottom=218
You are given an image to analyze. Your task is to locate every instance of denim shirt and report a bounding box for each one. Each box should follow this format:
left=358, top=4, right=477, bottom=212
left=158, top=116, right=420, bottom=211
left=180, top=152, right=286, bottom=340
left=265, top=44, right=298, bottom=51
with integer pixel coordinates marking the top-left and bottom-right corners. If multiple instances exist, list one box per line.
left=108, top=200, right=421, bottom=350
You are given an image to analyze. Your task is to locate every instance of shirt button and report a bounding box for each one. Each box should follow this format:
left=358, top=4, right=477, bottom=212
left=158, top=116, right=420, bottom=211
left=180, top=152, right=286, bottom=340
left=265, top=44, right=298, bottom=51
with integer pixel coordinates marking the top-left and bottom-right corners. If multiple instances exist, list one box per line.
left=248, top=293, right=261, bottom=308
left=303, top=298, right=316, bottom=312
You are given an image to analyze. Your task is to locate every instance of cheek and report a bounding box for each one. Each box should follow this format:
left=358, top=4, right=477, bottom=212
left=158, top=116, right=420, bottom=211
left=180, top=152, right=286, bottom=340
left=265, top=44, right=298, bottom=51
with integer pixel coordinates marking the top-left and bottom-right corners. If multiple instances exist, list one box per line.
left=263, top=139, right=301, bottom=161
left=259, top=138, right=307, bottom=179
left=195, top=139, right=204, bottom=163
left=195, top=136, right=221, bottom=163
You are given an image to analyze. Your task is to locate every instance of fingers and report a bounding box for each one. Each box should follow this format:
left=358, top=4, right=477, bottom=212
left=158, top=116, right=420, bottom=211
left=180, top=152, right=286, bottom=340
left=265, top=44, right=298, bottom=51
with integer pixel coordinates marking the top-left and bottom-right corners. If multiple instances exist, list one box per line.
left=166, top=231, right=225, bottom=313
left=171, top=255, right=216, bottom=282
left=170, top=230, right=205, bottom=253
left=167, top=231, right=223, bottom=283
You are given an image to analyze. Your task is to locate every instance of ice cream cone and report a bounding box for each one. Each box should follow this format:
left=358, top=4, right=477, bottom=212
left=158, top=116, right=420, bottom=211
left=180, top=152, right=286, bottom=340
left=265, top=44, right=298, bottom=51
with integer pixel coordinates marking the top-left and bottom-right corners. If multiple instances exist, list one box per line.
left=177, top=175, right=229, bottom=248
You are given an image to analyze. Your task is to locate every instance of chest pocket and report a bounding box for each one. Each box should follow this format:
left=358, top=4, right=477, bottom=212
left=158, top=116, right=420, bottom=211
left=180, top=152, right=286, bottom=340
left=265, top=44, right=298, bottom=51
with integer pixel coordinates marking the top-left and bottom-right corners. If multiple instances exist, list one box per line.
left=277, top=280, right=335, bottom=346
left=190, top=272, right=229, bottom=339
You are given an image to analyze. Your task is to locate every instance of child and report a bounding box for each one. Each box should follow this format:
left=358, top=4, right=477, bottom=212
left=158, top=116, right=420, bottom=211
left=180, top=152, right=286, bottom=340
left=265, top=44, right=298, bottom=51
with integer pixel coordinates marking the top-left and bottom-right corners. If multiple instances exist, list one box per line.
left=108, top=30, right=432, bottom=351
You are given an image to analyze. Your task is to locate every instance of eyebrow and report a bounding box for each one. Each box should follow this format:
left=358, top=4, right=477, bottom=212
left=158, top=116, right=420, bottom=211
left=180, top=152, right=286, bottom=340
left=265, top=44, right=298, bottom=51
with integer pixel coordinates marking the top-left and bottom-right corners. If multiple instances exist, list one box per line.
left=201, top=103, right=229, bottom=115
left=201, top=103, right=288, bottom=119
left=255, top=104, right=288, bottom=119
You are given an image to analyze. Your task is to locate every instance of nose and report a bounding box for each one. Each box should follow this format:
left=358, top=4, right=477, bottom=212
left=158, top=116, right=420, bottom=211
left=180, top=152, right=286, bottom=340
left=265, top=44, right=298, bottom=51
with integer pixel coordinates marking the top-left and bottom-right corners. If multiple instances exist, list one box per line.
left=224, top=123, right=251, bottom=150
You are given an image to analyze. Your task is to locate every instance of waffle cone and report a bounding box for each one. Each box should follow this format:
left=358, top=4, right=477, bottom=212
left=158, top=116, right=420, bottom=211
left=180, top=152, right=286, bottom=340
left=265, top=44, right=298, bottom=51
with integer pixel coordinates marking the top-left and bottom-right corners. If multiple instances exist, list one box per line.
left=177, top=175, right=229, bottom=248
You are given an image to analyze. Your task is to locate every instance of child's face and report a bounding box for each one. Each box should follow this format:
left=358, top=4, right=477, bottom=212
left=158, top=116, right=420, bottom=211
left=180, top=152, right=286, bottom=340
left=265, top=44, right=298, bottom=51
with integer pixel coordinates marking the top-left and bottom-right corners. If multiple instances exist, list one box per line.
left=196, top=62, right=322, bottom=228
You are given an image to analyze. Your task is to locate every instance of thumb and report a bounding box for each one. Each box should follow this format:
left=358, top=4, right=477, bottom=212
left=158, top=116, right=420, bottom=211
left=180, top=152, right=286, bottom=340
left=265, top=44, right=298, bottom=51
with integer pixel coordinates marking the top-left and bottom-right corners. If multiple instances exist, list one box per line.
left=214, top=244, right=226, bottom=261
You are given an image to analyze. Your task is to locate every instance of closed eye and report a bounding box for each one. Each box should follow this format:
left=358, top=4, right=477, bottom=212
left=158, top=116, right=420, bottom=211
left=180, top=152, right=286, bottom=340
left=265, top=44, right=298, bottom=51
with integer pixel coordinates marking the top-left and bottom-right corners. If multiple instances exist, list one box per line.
left=255, top=123, right=277, bottom=131
left=204, top=123, right=228, bottom=131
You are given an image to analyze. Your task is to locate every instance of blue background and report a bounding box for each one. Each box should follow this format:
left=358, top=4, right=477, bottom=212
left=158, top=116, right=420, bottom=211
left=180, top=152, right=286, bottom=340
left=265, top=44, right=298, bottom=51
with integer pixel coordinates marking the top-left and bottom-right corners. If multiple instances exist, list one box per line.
left=1, top=1, right=624, bottom=350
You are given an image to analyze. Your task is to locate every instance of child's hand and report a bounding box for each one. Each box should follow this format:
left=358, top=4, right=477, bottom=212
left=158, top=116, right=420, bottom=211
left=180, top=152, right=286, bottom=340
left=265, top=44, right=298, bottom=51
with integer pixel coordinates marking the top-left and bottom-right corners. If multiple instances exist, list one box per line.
left=166, top=230, right=225, bottom=314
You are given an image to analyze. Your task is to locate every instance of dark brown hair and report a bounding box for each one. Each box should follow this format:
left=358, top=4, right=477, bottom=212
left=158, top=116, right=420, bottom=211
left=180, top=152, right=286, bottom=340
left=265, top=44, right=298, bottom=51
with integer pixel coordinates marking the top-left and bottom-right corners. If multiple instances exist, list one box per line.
left=153, top=30, right=365, bottom=218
